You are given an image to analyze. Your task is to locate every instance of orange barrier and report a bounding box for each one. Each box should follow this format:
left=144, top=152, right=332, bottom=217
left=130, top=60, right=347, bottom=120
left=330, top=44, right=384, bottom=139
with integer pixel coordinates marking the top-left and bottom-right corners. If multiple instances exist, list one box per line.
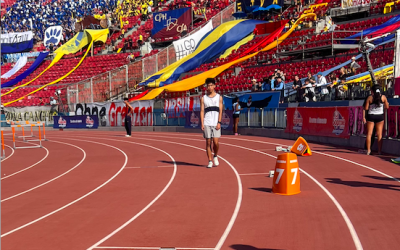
left=1, top=131, right=5, bottom=159
left=272, top=153, right=301, bottom=195
left=11, top=124, right=42, bottom=149
left=291, top=136, right=312, bottom=156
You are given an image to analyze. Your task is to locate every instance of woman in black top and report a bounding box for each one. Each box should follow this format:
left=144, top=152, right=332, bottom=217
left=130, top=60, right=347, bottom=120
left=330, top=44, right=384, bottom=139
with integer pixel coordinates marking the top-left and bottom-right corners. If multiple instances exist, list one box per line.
left=363, top=85, right=389, bottom=155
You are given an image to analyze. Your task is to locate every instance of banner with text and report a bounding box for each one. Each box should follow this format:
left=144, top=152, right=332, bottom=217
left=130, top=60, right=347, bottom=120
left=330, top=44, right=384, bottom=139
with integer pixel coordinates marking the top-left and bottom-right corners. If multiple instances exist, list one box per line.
left=151, top=8, right=192, bottom=39
left=4, top=105, right=57, bottom=122
left=173, top=21, right=213, bottom=60
left=185, top=110, right=233, bottom=130
left=286, top=107, right=350, bottom=138
left=74, top=100, right=154, bottom=127
left=341, top=0, right=371, bottom=8
left=1, top=31, right=34, bottom=53
left=164, top=96, right=201, bottom=118
left=53, top=115, right=99, bottom=129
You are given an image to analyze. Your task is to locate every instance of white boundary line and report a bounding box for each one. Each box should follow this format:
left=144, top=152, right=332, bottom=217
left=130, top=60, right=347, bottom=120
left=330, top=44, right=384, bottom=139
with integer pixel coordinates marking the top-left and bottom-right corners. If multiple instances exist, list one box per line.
left=1, top=138, right=129, bottom=238
left=125, top=166, right=174, bottom=169
left=1, top=140, right=87, bottom=202
left=93, top=247, right=214, bottom=250
left=1, top=142, right=49, bottom=180
left=84, top=138, right=179, bottom=250
left=128, top=134, right=363, bottom=250
left=1, top=144, right=15, bottom=162
left=137, top=132, right=400, bottom=183
left=48, top=135, right=242, bottom=250
left=239, top=173, right=270, bottom=176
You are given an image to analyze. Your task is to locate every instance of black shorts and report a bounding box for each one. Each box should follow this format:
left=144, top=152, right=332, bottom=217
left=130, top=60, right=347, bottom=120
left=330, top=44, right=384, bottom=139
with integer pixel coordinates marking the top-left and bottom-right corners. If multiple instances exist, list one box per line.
left=366, top=114, right=384, bottom=123
left=233, top=114, right=240, bottom=119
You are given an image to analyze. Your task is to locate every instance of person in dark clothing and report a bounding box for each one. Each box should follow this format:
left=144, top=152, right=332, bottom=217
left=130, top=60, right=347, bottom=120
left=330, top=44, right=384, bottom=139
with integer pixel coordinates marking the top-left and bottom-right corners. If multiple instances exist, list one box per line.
left=124, top=98, right=133, bottom=137
left=292, top=75, right=303, bottom=102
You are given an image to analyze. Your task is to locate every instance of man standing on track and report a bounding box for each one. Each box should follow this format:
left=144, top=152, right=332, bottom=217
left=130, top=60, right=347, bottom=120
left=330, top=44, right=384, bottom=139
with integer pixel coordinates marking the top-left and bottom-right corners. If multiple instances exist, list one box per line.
left=200, top=78, right=223, bottom=168
left=124, top=98, right=134, bottom=137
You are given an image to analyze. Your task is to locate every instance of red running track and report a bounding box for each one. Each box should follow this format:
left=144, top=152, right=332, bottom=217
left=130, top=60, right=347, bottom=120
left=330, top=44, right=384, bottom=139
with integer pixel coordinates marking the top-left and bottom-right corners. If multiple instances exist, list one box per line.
left=1, top=130, right=400, bottom=250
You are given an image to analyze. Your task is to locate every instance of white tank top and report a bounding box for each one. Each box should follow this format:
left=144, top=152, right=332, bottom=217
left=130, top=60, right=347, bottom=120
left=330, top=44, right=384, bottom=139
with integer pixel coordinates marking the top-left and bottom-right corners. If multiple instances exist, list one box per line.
left=368, top=103, right=384, bottom=115
left=203, top=93, right=220, bottom=126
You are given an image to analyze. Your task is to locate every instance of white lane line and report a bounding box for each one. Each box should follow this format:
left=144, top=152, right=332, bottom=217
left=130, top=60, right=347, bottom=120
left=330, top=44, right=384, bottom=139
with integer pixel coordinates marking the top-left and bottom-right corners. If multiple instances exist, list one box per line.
left=85, top=138, right=178, bottom=250
left=50, top=135, right=241, bottom=250
left=129, top=134, right=363, bottom=250
left=125, top=166, right=173, bottom=169
left=1, top=144, right=15, bottom=162
left=1, top=144, right=50, bottom=180
left=1, top=140, right=87, bottom=202
left=93, top=247, right=214, bottom=250
left=239, top=173, right=270, bottom=176
left=219, top=136, right=400, bottom=183
left=137, top=132, right=400, bottom=183
left=1, top=138, right=128, bottom=238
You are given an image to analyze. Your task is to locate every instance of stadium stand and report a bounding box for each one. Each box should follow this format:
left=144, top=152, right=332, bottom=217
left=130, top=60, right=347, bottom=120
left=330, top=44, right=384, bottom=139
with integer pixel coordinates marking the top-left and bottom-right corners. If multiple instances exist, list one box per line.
left=1, top=0, right=399, bottom=109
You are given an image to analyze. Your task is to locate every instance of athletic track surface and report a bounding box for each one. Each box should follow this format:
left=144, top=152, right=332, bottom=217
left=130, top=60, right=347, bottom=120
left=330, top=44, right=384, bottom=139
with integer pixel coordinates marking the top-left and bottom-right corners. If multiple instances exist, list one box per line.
left=2, top=130, right=400, bottom=250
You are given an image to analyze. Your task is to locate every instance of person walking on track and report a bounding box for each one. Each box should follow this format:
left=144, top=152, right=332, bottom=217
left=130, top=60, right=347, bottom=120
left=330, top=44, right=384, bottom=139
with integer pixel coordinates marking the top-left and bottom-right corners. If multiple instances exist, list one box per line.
left=124, top=98, right=134, bottom=137
left=364, top=84, right=389, bottom=155
left=200, top=78, right=223, bottom=168
left=232, top=96, right=243, bottom=136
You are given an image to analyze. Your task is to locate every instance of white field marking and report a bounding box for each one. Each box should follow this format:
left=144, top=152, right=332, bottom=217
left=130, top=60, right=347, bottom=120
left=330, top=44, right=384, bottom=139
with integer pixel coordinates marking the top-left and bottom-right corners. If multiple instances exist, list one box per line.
left=1, top=138, right=128, bottom=238
left=65, top=132, right=364, bottom=250
left=135, top=132, right=400, bottom=183
left=93, top=247, right=214, bottom=250
left=1, top=143, right=49, bottom=180
left=127, top=134, right=363, bottom=250
left=83, top=137, right=178, bottom=250
left=124, top=165, right=174, bottom=169
left=47, top=135, right=241, bottom=250
left=1, top=144, right=15, bottom=162
left=1, top=140, right=87, bottom=202
left=239, top=172, right=270, bottom=176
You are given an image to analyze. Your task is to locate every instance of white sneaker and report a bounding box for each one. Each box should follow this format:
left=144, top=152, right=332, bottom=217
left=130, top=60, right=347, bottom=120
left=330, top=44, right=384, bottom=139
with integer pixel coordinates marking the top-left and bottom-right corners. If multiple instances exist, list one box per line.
left=207, top=161, right=213, bottom=168
left=125, top=135, right=131, bottom=137
left=213, top=156, right=219, bottom=166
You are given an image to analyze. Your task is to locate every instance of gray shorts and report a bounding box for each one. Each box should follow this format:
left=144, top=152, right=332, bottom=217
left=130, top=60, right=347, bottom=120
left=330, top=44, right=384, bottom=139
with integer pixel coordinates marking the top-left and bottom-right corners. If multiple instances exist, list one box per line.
left=203, top=125, right=221, bottom=139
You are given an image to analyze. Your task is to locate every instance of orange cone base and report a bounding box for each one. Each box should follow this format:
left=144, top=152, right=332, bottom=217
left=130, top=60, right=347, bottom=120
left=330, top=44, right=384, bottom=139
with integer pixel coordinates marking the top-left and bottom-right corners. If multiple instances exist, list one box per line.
left=272, top=153, right=301, bottom=195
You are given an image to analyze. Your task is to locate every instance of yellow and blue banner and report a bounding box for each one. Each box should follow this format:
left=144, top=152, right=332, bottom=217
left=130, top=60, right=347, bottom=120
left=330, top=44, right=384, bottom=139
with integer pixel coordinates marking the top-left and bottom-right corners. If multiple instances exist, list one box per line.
left=137, top=13, right=316, bottom=101
left=142, top=19, right=265, bottom=87
left=237, top=0, right=284, bottom=13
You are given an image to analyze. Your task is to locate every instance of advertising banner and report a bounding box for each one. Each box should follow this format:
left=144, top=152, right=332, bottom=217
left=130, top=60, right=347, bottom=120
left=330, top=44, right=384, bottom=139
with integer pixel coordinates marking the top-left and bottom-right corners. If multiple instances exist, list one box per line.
left=223, top=92, right=281, bottom=112
left=0, top=31, right=34, bottom=53
left=74, top=100, right=154, bottom=127
left=53, top=115, right=99, bottom=129
left=173, top=21, right=213, bottom=60
left=164, top=96, right=201, bottom=118
left=341, top=0, right=371, bottom=8
left=4, top=106, right=56, bottom=122
left=185, top=110, right=233, bottom=130
left=286, top=107, right=350, bottom=138
left=151, top=8, right=192, bottom=39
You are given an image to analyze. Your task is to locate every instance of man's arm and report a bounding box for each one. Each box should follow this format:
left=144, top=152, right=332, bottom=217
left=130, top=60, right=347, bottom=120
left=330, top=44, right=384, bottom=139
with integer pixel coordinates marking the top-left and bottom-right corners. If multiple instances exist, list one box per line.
left=216, top=95, right=223, bottom=130
left=200, top=97, right=204, bottom=130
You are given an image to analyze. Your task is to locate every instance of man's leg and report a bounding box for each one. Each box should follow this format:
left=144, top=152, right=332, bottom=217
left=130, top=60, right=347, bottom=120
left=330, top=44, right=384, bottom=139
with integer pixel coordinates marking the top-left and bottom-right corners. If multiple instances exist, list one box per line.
left=124, top=118, right=129, bottom=135
left=127, top=117, right=132, bottom=136
left=206, top=138, right=213, bottom=168
left=213, top=137, right=219, bottom=157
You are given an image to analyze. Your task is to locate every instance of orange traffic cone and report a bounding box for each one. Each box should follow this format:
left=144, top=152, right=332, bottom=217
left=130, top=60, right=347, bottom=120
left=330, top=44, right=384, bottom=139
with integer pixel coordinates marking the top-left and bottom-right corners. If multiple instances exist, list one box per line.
left=291, top=136, right=312, bottom=156
left=272, top=153, right=301, bottom=195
